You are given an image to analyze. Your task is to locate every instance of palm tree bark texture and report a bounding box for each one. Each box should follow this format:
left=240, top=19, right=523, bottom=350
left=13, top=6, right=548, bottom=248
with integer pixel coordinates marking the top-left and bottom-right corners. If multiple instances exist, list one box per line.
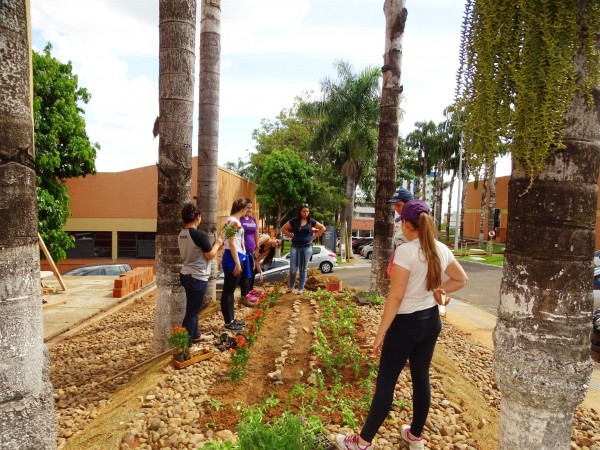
left=153, top=0, right=196, bottom=353
left=493, top=10, right=600, bottom=449
left=371, top=0, right=406, bottom=296
left=0, top=0, right=57, bottom=447
left=197, top=0, right=221, bottom=302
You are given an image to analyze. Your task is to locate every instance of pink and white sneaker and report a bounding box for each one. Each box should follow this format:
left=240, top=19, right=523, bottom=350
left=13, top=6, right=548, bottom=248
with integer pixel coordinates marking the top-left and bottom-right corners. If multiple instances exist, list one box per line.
left=335, top=433, right=373, bottom=450
left=400, top=424, right=424, bottom=450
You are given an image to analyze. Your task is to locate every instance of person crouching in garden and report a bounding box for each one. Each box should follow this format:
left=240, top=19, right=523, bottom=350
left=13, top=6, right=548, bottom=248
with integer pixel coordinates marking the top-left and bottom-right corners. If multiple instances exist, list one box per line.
left=335, top=199, right=468, bottom=450
left=178, top=204, right=224, bottom=352
left=281, top=203, right=325, bottom=294
left=220, top=198, right=250, bottom=331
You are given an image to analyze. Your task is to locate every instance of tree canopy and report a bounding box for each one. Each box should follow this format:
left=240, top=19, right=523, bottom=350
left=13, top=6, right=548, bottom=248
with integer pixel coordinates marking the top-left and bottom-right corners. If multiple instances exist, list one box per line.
left=33, top=43, right=99, bottom=261
left=255, top=149, right=319, bottom=228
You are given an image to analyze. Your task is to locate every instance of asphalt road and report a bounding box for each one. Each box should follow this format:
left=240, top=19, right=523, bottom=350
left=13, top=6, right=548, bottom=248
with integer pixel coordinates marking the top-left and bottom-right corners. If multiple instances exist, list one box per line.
left=337, top=259, right=502, bottom=316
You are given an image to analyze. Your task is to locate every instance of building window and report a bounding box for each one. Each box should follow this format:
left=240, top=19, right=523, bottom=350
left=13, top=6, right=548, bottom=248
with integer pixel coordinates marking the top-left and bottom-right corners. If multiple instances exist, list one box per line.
left=118, top=232, right=156, bottom=259
left=66, top=232, right=112, bottom=258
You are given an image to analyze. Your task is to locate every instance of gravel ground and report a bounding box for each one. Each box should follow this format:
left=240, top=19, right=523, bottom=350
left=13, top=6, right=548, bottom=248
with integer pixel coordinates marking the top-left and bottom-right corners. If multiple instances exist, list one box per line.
left=48, top=292, right=600, bottom=450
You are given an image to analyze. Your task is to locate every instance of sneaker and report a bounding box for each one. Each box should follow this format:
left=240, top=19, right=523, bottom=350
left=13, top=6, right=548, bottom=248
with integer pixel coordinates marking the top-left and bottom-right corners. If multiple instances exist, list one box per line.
left=286, top=288, right=293, bottom=294
left=239, top=296, right=252, bottom=307
left=224, top=321, right=244, bottom=331
left=193, top=334, right=214, bottom=343
left=335, top=434, right=373, bottom=450
left=297, top=289, right=304, bottom=295
left=400, top=425, right=424, bottom=450
left=189, top=344, right=201, bottom=354
left=232, top=319, right=246, bottom=328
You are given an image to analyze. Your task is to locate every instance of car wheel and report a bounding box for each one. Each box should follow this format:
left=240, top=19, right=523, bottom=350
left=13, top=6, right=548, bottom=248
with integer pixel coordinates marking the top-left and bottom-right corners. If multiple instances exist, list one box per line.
left=320, top=261, right=333, bottom=273
left=367, top=251, right=372, bottom=260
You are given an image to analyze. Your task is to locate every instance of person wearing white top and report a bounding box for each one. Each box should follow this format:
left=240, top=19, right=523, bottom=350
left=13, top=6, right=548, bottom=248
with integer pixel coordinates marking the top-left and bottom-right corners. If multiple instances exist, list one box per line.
left=335, top=199, right=468, bottom=450
left=220, top=198, right=248, bottom=332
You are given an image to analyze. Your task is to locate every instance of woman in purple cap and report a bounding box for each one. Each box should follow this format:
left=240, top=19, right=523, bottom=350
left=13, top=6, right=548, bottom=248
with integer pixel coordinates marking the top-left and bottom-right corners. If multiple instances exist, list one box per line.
left=335, top=199, right=468, bottom=450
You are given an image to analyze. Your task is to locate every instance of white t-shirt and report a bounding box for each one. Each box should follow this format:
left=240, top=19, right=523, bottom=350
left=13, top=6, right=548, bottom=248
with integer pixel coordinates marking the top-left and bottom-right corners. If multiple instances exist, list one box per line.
left=223, top=216, right=246, bottom=254
left=393, top=238, right=456, bottom=314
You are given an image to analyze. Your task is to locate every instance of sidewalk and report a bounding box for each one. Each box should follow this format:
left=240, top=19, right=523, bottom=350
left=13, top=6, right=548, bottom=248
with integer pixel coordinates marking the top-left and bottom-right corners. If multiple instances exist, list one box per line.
left=445, top=298, right=600, bottom=410
left=42, top=275, right=155, bottom=342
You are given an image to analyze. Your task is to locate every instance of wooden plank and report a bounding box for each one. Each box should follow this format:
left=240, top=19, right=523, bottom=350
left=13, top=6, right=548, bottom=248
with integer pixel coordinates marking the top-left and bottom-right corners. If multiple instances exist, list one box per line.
left=171, top=350, right=214, bottom=370
left=38, top=233, right=67, bottom=292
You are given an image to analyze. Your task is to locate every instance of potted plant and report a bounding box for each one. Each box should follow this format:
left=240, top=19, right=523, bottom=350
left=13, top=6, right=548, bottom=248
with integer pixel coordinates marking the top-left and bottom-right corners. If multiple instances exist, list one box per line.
left=169, top=326, right=191, bottom=362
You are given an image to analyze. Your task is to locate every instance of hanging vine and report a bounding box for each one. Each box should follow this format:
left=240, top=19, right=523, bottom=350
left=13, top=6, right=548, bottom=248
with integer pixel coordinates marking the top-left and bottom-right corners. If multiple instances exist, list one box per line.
left=456, top=0, right=600, bottom=187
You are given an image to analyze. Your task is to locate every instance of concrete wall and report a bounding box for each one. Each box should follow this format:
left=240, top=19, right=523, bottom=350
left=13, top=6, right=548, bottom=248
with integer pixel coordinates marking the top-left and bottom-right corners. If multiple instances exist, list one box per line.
left=42, top=158, right=258, bottom=273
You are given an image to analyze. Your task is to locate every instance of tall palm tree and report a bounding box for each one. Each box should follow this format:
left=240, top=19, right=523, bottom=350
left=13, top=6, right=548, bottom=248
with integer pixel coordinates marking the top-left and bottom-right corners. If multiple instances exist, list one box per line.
left=196, top=0, right=222, bottom=302
left=301, top=61, right=381, bottom=256
left=153, top=0, right=196, bottom=353
left=460, top=1, right=600, bottom=447
left=371, top=0, right=407, bottom=295
left=405, top=120, right=437, bottom=201
left=0, top=0, right=57, bottom=447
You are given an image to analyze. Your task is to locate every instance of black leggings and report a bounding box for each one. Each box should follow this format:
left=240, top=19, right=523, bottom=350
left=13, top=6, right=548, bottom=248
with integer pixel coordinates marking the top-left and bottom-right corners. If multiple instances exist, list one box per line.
left=360, top=306, right=442, bottom=442
left=220, top=269, right=241, bottom=324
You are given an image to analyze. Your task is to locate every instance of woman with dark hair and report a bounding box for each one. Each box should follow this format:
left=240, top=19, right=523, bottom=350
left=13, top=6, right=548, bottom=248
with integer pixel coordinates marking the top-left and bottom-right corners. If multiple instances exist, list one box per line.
left=253, top=235, right=282, bottom=283
left=178, top=203, right=224, bottom=351
left=335, top=199, right=468, bottom=450
left=281, top=203, right=326, bottom=294
left=239, top=198, right=259, bottom=306
left=220, top=197, right=249, bottom=331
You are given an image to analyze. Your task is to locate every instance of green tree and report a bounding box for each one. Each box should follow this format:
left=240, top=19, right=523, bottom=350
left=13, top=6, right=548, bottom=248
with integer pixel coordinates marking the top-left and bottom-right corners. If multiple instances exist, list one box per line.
left=300, top=61, right=381, bottom=254
left=255, top=149, right=318, bottom=232
left=33, top=43, right=99, bottom=261
left=459, top=1, right=600, bottom=447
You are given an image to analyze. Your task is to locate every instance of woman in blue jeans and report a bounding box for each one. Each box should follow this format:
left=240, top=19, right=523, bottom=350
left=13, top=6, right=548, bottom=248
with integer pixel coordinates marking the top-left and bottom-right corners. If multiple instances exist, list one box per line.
left=178, top=204, right=224, bottom=351
left=335, top=200, right=468, bottom=450
left=281, top=204, right=326, bottom=294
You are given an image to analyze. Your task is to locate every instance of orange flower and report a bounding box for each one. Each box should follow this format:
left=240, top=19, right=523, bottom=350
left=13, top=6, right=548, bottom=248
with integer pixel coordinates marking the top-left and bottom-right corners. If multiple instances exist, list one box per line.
left=236, top=334, right=248, bottom=348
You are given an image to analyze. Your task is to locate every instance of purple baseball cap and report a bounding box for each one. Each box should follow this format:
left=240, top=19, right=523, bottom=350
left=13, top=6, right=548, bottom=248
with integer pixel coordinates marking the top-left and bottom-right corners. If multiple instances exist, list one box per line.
left=401, top=199, right=430, bottom=222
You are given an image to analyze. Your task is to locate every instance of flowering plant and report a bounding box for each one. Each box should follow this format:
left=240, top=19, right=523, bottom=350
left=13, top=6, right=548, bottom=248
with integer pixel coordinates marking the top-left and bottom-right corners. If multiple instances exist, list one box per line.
left=168, top=326, right=190, bottom=360
left=222, top=219, right=241, bottom=238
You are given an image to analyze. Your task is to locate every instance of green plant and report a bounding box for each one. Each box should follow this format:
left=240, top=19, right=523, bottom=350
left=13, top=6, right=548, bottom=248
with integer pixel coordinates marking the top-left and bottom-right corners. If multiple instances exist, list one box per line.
left=168, top=326, right=189, bottom=358
left=364, top=292, right=385, bottom=306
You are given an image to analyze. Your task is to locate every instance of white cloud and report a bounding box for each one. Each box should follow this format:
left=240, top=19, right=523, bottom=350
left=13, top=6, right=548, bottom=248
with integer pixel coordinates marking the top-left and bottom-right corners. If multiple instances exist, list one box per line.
left=30, top=0, right=466, bottom=172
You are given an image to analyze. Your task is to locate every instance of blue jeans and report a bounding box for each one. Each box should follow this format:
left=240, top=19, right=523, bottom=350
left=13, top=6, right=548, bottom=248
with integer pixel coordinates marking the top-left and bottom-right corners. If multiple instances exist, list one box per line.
left=179, top=274, right=208, bottom=346
left=288, top=245, right=313, bottom=291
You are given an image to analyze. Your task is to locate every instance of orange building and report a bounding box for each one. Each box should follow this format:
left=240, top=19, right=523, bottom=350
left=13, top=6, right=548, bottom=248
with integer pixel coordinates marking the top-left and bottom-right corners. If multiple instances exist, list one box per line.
left=42, top=158, right=258, bottom=273
left=463, top=175, right=600, bottom=249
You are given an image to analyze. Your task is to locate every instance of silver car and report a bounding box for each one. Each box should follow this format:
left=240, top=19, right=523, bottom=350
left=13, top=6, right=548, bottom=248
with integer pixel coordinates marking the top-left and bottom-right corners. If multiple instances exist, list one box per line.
left=284, top=245, right=338, bottom=273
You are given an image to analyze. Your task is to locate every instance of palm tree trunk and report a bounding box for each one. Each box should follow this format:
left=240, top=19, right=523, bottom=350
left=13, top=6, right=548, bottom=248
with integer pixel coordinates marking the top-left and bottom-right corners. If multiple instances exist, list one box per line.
left=154, top=0, right=196, bottom=353
left=371, top=0, right=406, bottom=295
left=197, top=0, right=221, bottom=302
left=459, top=160, right=469, bottom=243
left=445, top=171, right=455, bottom=241
left=486, top=161, right=496, bottom=255
left=0, top=1, right=57, bottom=446
left=345, top=176, right=357, bottom=257
left=493, top=18, right=599, bottom=448
left=478, top=168, right=488, bottom=244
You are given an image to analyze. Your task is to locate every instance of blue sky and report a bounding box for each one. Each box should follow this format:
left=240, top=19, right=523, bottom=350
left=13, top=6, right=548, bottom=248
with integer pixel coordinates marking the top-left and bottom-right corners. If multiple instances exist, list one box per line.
left=30, top=0, right=508, bottom=176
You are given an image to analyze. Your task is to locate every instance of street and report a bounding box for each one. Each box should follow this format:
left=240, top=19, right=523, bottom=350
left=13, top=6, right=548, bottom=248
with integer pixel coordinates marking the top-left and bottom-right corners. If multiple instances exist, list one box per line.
left=337, top=259, right=502, bottom=316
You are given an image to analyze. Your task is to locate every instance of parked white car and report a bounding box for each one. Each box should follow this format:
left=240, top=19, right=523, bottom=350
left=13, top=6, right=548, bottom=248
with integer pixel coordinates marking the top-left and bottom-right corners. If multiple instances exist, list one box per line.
left=284, top=245, right=337, bottom=273
left=594, top=250, right=600, bottom=267
left=360, top=243, right=374, bottom=259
